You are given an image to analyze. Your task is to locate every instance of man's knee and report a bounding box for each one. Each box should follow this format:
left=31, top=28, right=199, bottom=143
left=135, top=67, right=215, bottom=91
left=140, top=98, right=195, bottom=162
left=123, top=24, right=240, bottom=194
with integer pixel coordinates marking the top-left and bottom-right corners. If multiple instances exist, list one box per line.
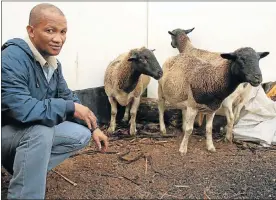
left=54, top=121, right=91, bottom=149
left=26, top=125, right=54, bottom=150
left=74, top=126, right=91, bottom=147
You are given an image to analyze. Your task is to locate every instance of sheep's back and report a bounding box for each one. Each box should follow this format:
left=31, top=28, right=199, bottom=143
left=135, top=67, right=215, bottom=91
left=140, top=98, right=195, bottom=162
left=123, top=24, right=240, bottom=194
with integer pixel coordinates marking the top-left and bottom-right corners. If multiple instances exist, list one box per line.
left=161, top=54, right=231, bottom=110
left=104, top=52, right=130, bottom=95
left=189, top=47, right=224, bottom=64
left=160, top=55, right=203, bottom=103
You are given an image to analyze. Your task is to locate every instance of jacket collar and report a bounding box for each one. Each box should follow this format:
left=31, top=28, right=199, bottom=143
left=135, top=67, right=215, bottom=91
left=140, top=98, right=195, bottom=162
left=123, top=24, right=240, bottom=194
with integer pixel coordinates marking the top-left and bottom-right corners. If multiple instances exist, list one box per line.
left=24, top=36, right=57, bottom=69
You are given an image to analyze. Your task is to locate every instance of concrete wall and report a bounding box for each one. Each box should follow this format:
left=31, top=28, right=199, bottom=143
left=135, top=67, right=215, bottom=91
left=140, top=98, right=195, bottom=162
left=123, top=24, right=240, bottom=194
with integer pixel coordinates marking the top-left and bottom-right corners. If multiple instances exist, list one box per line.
left=2, top=2, right=276, bottom=97
left=2, top=2, right=147, bottom=90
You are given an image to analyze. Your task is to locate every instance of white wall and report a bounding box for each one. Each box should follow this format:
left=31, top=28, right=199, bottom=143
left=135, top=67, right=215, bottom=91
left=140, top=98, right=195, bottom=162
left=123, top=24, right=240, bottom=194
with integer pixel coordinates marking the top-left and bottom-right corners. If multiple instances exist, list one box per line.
left=148, top=2, right=276, bottom=97
left=2, top=2, right=276, bottom=97
left=1, top=2, right=147, bottom=90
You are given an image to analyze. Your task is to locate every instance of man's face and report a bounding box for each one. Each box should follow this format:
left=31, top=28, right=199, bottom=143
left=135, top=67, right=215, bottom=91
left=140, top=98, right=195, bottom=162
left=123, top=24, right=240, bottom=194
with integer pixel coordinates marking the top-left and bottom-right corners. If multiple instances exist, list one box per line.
left=27, top=10, right=67, bottom=57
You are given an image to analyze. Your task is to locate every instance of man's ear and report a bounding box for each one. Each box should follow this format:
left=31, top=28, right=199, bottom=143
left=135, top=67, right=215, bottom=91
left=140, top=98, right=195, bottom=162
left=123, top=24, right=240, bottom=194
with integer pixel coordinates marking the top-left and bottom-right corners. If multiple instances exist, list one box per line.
left=26, top=25, right=35, bottom=38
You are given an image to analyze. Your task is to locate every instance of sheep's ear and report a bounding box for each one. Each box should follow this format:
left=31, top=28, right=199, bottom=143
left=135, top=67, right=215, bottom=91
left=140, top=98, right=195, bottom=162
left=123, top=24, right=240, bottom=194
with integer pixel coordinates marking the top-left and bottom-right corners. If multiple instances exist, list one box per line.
left=184, top=27, right=195, bottom=35
left=151, top=49, right=156, bottom=52
left=220, top=53, right=237, bottom=60
left=258, top=52, right=269, bottom=59
left=128, top=52, right=138, bottom=62
left=168, top=31, right=176, bottom=36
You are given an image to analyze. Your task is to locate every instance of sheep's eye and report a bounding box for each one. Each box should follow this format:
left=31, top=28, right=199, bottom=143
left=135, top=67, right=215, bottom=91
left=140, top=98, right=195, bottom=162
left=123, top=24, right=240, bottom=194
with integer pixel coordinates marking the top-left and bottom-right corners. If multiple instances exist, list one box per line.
left=140, top=58, right=147, bottom=64
left=240, top=57, right=246, bottom=63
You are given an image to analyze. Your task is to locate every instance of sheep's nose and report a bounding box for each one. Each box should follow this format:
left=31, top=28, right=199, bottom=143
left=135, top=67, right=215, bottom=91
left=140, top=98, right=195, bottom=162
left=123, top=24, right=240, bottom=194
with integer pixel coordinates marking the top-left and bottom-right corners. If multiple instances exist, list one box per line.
left=254, top=74, right=262, bottom=82
left=254, top=74, right=260, bottom=79
left=158, top=71, right=163, bottom=77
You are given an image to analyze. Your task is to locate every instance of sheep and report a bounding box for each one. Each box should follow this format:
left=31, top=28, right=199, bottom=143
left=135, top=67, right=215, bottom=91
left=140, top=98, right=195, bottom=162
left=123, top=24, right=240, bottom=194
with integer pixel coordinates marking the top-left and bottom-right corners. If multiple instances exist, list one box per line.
left=168, top=28, right=253, bottom=142
left=158, top=47, right=269, bottom=155
left=169, top=28, right=223, bottom=62
left=104, top=47, right=163, bottom=135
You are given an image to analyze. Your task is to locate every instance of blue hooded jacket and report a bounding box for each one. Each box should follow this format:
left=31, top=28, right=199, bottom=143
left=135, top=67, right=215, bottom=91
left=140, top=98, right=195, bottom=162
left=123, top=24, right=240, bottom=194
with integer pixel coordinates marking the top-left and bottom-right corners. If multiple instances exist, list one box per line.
left=1, top=38, right=81, bottom=127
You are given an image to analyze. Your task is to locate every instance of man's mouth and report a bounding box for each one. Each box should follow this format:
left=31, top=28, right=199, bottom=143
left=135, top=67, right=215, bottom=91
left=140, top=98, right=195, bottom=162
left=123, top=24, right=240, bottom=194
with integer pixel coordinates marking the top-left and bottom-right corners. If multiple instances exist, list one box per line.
left=50, top=45, right=61, bottom=50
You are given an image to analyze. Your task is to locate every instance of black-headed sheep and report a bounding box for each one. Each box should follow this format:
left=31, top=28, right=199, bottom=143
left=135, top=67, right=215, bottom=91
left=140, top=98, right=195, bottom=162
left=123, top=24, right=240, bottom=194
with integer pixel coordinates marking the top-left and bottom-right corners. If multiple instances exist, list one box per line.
left=158, top=47, right=269, bottom=155
left=168, top=28, right=254, bottom=142
left=104, top=47, right=163, bottom=135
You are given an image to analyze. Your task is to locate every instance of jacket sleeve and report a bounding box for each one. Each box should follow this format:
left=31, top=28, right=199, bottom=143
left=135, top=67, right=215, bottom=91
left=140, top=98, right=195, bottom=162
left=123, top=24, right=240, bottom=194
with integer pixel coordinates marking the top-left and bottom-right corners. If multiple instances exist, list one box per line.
left=56, top=62, right=81, bottom=104
left=1, top=52, right=75, bottom=127
left=55, top=62, right=90, bottom=127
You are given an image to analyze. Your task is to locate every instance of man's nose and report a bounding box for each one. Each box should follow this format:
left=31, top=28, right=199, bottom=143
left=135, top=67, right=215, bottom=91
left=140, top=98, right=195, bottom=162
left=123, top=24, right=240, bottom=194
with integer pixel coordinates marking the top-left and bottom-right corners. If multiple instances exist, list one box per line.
left=52, top=34, right=63, bottom=43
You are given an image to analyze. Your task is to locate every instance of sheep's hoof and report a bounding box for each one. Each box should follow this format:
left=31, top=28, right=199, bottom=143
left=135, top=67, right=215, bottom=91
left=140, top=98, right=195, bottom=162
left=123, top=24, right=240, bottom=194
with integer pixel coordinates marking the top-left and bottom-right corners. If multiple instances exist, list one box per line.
left=130, top=132, right=136, bottom=137
left=179, top=148, right=187, bottom=156
left=179, top=151, right=187, bottom=156
left=160, top=128, right=167, bottom=136
left=220, top=126, right=226, bottom=134
left=130, top=128, right=137, bottom=136
left=207, top=146, right=216, bottom=152
left=122, top=117, right=129, bottom=124
left=224, top=135, right=233, bottom=143
left=107, top=127, right=115, bottom=135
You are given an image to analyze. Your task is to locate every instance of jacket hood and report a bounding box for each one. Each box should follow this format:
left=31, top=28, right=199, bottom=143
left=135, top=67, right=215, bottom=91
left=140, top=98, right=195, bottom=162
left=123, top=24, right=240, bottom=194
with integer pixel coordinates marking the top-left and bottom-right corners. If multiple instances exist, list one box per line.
left=2, top=38, right=34, bottom=59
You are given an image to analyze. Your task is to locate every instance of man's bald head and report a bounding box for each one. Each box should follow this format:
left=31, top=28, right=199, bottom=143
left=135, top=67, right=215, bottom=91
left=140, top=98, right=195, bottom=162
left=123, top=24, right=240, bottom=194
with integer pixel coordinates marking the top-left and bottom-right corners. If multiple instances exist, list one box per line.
left=27, top=3, right=67, bottom=58
left=29, top=3, right=65, bottom=26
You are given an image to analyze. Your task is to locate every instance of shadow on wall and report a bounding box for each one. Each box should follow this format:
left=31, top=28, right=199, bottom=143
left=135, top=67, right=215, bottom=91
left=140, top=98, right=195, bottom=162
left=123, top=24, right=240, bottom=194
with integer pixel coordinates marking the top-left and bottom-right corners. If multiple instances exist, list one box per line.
left=75, top=81, right=275, bottom=129
left=74, top=86, right=147, bottom=124
left=74, top=86, right=226, bottom=131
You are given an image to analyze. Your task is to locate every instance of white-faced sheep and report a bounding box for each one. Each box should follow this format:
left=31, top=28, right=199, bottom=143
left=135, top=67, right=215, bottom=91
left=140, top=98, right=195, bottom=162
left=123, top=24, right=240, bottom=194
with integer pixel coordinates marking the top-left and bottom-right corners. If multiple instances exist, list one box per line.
left=104, top=47, right=163, bottom=135
left=168, top=28, right=254, bottom=142
left=158, top=47, right=269, bottom=155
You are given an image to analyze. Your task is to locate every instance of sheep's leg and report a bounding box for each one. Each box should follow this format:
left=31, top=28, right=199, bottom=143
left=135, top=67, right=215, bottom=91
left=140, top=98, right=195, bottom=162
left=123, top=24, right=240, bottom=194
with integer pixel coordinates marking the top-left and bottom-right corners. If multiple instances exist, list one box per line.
left=194, top=112, right=204, bottom=127
left=122, top=104, right=130, bottom=123
left=179, top=107, right=197, bottom=156
left=158, top=85, right=166, bottom=136
left=129, top=97, right=140, bottom=136
left=233, top=103, right=244, bottom=123
left=224, top=106, right=234, bottom=143
left=233, top=105, right=242, bottom=123
left=182, top=108, right=186, bottom=132
left=205, top=112, right=216, bottom=152
left=107, top=97, right=118, bottom=134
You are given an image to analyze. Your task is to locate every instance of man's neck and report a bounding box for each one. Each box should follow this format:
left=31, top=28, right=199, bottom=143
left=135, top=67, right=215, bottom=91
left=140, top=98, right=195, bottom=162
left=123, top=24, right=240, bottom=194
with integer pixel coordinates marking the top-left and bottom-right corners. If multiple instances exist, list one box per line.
left=25, top=36, right=57, bottom=69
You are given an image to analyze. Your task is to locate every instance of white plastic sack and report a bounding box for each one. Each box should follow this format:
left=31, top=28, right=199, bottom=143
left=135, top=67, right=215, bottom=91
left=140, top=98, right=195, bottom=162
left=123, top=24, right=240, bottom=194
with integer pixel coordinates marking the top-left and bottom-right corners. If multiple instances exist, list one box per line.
left=233, top=85, right=276, bottom=146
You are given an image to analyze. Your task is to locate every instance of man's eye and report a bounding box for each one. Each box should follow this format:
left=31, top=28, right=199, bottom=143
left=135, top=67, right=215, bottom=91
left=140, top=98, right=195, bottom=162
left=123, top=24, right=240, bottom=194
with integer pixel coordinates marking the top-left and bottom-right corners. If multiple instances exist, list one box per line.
left=46, top=29, right=53, bottom=33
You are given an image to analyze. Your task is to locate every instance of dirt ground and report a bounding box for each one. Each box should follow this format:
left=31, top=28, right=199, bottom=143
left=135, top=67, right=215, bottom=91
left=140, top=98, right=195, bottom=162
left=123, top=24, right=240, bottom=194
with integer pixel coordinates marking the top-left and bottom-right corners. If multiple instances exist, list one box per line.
left=2, top=123, right=276, bottom=199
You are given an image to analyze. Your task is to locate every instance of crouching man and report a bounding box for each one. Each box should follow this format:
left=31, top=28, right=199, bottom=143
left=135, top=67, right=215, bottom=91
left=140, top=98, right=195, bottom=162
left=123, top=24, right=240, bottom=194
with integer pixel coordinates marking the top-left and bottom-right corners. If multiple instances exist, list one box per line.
left=1, top=3, right=108, bottom=199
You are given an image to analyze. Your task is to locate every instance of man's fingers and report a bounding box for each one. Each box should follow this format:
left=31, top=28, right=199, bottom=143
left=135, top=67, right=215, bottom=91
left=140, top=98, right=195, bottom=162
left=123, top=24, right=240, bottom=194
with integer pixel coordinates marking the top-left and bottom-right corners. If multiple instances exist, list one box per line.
left=85, top=118, right=92, bottom=130
left=102, top=138, right=109, bottom=152
left=90, top=111, right=97, bottom=118
left=93, top=135, right=102, bottom=150
left=90, top=111, right=98, bottom=122
left=88, top=115, right=97, bottom=129
left=99, top=134, right=109, bottom=153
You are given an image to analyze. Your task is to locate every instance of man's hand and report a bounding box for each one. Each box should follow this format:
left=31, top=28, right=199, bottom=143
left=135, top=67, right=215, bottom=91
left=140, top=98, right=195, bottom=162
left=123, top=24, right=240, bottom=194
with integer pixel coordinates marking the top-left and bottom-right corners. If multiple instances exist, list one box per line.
left=73, top=103, right=97, bottom=130
left=92, top=128, right=109, bottom=152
